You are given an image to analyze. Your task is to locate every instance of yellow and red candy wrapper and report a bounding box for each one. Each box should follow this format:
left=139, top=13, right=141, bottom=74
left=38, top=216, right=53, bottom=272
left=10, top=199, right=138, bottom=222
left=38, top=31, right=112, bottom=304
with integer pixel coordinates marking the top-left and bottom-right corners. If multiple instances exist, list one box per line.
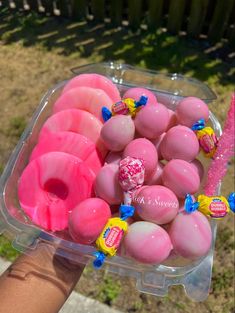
left=184, top=193, right=235, bottom=219
left=93, top=205, right=134, bottom=268
left=192, top=119, right=218, bottom=158
left=102, top=96, right=148, bottom=122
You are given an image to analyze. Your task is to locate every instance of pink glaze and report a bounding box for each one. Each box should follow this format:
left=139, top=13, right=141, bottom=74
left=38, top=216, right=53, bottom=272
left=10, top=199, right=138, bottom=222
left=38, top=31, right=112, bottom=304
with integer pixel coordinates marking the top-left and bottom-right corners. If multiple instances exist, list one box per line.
left=105, top=151, right=122, bottom=165
left=160, top=125, right=199, bottom=161
left=168, top=211, right=212, bottom=259
left=132, top=185, right=179, bottom=224
left=53, top=87, right=113, bottom=122
left=123, top=138, right=158, bottom=179
left=30, top=131, right=103, bottom=175
left=18, top=152, right=94, bottom=231
left=123, top=87, right=157, bottom=105
left=134, top=103, right=169, bottom=139
left=68, top=198, right=111, bottom=244
left=176, top=97, right=209, bottom=127
left=151, top=133, right=166, bottom=160
left=162, top=159, right=200, bottom=198
left=123, top=221, right=173, bottom=264
left=95, top=164, right=123, bottom=205
left=190, top=159, right=204, bottom=181
left=166, top=109, right=178, bottom=130
left=101, top=115, right=135, bottom=151
left=39, top=109, right=107, bottom=158
left=62, top=74, right=121, bottom=102
left=145, top=162, right=164, bottom=185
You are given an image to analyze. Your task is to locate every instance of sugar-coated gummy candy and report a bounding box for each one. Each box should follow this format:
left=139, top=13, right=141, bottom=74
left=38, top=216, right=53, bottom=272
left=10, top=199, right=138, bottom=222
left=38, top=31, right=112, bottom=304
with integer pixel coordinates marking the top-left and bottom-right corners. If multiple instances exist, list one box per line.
left=123, top=221, right=173, bottom=264
left=134, top=103, right=169, bottom=139
left=39, top=109, right=107, bottom=158
left=95, top=164, right=123, bottom=205
left=53, top=87, right=113, bottom=122
left=62, top=73, right=121, bottom=102
left=18, top=152, right=94, bottom=231
left=176, top=96, right=209, bottom=128
left=162, top=159, right=200, bottom=198
left=30, top=131, right=103, bottom=175
left=123, top=138, right=158, bottom=179
left=69, top=198, right=111, bottom=244
left=168, top=211, right=212, bottom=259
left=160, top=125, right=199, bottom=162
left=123, top=87, right=157, bottom=105
left=132, top=185, right=179, bottom=224
left=101, top=115, right=135, bottom=151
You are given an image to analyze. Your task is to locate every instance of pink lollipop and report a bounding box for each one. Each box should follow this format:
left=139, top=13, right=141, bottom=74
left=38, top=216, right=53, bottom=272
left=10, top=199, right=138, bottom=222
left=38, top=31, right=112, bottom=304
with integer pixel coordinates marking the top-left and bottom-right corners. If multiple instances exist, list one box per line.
left=100, top=115, right=135, bottom=151
left=162, top=159, right=200, bottom=198
left=39, top=109, right=107, bottom=158
left=118, top=156, right=145, bottom=205
left=176, top=96, right=209, bottom=128
left=30, top=131, right=103, bottom=175
left=151, top=133, right=166, bottom=160
left=95, top=164, right=123, bottom=205
left=166, top=109, right=178, bottom=130
left=123, top=221, right=172, bottom=264
left=69, top=198, right=111, bottom=244
left=123, top=87, right=157, bottom=104
left=168, top=211, right=212, bottom=259
left=62, top=73, right=121, bottom=102
left=132, top=185, right=179, bottom=224
left=123, top=138, right=158, bottom=179
left=18, top=152, right=94, bottom=231
left=53, top=87, right=113, bottom=122
left=134, top=103, right=169, bottom=139
left=160, top=125, right=199, bottom=161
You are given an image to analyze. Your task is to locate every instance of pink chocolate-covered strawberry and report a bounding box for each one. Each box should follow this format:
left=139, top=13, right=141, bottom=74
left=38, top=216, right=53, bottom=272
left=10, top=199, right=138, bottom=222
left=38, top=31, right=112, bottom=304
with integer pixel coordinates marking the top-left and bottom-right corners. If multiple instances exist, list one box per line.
left=18, top=152, right=95, bottom=231
left=30, top=131, right=103, bottom=175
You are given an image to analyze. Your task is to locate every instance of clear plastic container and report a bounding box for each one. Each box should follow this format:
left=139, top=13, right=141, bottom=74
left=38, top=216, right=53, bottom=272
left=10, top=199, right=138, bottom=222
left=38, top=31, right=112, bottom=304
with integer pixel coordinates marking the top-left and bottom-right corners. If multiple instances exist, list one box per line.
left=0, top=62, right=222, bottom=301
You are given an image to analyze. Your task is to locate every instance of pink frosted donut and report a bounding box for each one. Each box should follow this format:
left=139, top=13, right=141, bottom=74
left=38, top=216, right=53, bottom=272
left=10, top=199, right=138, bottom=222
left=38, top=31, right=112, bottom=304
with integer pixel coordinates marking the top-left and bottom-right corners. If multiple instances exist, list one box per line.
left=39, top=109, right=107, bottom=159
left=166, top=109, right=178, bottom=130
left=123, top=138, right=158, bottom=179
left=168, top=211, right=212, bottom=259
left=101, top=115, right=135, bottom=151
left=62, top=74, right=121, bottom=102
left=105, top=151, right=122, bottom=165
left=145, top=162, right=164, bottom=185
left=160, top=125, right=199, bottom=161
left=190, top=159, right=204, bottom=181
left=134, top=103, right=169, bottom=139
left=151, top=133, right=165, bottom=160
left=123, top=221, right=172, bottom=264
left=123, top=87, right=157, bottom=105
left=95, top=164, right=123, bottom=205
left=30, top=131, right=103, bottom=175
left=18, top=152, right=94, bottom=231
left=53, top=87, right=113, bottom=122
left=132, top=185, right=179, bottom=224
left=176, top=96, right=209, bottom=127
left=162, top=159, right=200, bottom=198
left=69, top=198, right=111, bottom=244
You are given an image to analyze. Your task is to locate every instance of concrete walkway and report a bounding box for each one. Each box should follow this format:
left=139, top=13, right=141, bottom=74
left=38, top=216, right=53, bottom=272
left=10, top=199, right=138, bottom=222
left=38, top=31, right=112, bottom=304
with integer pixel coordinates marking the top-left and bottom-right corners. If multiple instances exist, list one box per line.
left=0, top=257, right=122, bottom=313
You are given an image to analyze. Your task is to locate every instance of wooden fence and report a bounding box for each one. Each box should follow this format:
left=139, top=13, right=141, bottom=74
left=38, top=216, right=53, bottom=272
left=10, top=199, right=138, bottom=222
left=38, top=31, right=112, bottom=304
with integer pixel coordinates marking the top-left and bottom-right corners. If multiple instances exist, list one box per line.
left=1, top=0, right=235, bottom=45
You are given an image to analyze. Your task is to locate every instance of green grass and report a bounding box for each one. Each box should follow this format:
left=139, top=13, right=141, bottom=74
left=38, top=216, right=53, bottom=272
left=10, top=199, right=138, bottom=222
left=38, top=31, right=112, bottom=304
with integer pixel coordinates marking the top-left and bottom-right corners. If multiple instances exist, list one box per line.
left=0, top=235, right=20, bottom=261
left=8, top=116, right=27, bottom=138
left=97, top=275, right=121, bottom=305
